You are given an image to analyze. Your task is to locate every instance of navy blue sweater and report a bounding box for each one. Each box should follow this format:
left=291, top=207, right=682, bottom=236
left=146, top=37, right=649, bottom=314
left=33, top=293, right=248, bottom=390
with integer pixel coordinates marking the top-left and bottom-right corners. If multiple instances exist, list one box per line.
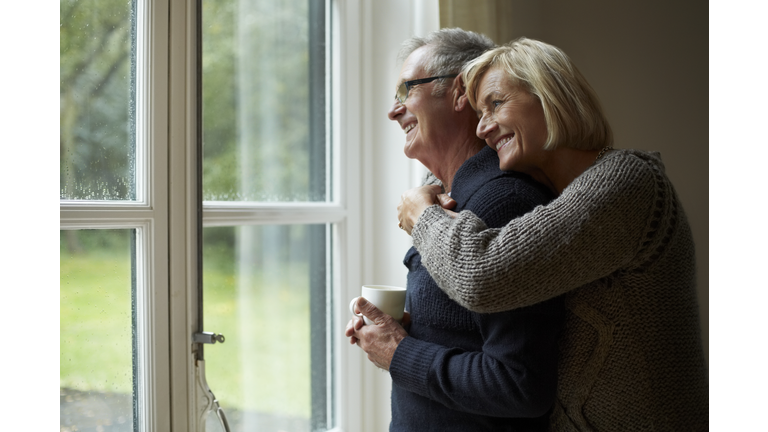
left=389, top=146, right=564, bottom=431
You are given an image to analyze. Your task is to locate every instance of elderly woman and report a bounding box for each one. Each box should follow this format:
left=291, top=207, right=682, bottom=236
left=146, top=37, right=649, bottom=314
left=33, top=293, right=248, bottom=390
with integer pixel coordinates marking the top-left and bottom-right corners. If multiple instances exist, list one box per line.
left=392, top=38, right=709, bottom=430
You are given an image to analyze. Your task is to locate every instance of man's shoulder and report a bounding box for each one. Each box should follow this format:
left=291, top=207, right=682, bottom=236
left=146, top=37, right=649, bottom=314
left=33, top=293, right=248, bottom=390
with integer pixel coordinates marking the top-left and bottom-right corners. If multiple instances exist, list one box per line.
left=463, top=183, right=548, bottom=228
left=469, top=172, right=553, bottom=210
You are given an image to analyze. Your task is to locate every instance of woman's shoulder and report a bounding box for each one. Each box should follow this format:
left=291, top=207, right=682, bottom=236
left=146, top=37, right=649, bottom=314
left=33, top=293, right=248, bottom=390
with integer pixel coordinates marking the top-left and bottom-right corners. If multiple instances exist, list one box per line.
left=582, top=148, right=667, bottom=188
left=600, top=148, right=666, bottom=172
left=558, top=148, right=665, bottom=216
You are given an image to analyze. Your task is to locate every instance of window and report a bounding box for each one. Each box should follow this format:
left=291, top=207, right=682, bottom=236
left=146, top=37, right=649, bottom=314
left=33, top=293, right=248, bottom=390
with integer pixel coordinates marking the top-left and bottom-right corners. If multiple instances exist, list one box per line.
left=60, top=0, right=340, bottom=430
left=60, top=0, right=170, bottom=430
left=200, top=2, right=336, bottom=429
left=58, top=0, right=433, bottom=430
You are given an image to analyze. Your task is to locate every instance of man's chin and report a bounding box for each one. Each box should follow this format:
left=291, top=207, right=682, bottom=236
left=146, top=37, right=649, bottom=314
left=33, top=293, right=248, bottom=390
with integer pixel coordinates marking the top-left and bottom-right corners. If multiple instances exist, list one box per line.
left=403, top=143, right=416, bottom=159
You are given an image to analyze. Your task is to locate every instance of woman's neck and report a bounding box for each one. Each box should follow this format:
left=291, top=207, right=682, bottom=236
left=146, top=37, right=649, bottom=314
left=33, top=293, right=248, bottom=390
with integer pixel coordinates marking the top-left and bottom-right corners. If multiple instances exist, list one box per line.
left=538, top=147, right=607, bottom=195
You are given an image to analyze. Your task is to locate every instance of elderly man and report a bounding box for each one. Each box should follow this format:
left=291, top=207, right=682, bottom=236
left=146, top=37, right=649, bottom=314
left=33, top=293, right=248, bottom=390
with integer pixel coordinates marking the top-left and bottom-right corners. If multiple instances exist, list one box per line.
left=346, top=29, right=564, bottom=431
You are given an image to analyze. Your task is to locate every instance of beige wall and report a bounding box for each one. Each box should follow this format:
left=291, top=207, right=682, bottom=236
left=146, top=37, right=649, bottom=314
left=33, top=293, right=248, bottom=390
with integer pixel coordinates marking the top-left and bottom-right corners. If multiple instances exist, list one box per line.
left=441, top=0, right=709, bottom=360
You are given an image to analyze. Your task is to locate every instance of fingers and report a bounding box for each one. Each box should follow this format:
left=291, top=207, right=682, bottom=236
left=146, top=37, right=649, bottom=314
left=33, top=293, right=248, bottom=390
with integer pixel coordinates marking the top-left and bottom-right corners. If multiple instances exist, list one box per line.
left=401, top=311, right=411, bottom=325
left=436, top=193, right=457, bottom=210
left=345, top=319, right=355, bottom=344
left=345, top=317, right=364, bottom=345
left=347, top=298, right=408, bottom=371
left=353, top=312, right=408, bottom=372
left=397, top=185, right=443, bottom=235
left=443, top=208, right=459, bottom=219
left=356, top=297, right=389, bottom=325
left=345, top=318, right=358, bottom=337
left=401, top=311, right=412, bottom=332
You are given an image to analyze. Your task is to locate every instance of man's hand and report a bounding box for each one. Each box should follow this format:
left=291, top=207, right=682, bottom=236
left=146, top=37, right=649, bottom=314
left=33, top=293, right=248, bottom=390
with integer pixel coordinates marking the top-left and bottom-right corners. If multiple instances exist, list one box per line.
left=345, top=297, right=409, bottom=371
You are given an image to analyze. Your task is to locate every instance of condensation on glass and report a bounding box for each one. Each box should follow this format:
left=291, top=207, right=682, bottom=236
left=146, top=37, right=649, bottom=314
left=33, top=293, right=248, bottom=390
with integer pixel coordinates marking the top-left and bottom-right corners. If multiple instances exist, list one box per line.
left=202, top=225, right=329, bottom=432
left=60, top=0, right=136, bottom=201
left=60, top=229, right=137, bottom=431
left=202, top=0, right=327, bottom=202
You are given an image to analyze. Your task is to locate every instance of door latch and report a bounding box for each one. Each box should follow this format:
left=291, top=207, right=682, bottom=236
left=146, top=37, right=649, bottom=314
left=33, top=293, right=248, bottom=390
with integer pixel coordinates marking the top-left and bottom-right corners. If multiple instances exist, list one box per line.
left=193, top=332, right=226, bottom=344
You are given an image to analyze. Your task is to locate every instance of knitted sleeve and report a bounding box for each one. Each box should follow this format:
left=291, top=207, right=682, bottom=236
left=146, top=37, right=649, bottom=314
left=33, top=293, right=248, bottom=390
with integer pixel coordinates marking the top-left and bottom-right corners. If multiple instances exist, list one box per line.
left=421, top=170, right=444, bottom=189
left=412, top=152, right=657, bottom=313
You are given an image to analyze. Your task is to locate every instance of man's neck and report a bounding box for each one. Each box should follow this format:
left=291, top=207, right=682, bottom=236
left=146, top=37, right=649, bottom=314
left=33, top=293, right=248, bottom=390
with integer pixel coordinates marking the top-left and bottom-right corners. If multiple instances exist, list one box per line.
left=428, top=137, right=486, bottom=193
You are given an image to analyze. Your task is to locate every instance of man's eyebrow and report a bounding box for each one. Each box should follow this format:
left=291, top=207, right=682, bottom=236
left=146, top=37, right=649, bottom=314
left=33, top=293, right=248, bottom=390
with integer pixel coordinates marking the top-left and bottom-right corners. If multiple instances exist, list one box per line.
left=395, top=76, right=409, bottom=88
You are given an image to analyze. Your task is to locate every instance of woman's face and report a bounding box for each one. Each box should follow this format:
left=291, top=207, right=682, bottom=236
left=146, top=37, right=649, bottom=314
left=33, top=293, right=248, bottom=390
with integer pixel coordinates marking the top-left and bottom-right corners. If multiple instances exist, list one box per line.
left=474, top=67, right=549, bottom=174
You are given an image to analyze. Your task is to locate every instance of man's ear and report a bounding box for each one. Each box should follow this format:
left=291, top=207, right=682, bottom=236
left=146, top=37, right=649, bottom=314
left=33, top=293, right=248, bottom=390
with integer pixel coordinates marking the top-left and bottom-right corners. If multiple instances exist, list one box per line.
left=452, top=74, right=469, bottom=112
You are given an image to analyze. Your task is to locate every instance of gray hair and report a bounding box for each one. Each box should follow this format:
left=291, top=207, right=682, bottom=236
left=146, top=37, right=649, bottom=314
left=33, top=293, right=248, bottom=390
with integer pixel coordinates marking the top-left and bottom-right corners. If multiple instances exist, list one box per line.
left=398, top=28, right=495, bottom=97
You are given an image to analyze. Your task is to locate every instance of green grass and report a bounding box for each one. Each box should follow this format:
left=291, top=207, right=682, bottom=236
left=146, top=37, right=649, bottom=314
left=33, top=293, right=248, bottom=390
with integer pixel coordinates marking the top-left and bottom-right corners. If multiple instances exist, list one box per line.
left=202, top=252, right=312, bottom=419
left=60, top=231, right=133, bottom=394
left=60, top=229, right=313, bottom=420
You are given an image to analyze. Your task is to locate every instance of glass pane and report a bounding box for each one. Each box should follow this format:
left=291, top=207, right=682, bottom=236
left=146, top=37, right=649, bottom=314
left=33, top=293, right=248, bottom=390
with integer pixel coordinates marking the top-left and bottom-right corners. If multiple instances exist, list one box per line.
left=60, top=0, right=136, bottom=200
left=60, top=229, right=136, bottom=431
left=203, top=225, right=330, bottom=431
left=202, top=0, right=327, bottom=202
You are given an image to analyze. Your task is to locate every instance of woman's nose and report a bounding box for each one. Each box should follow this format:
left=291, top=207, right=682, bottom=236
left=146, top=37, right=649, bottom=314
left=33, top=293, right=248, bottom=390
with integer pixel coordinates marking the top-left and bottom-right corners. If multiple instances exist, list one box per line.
left=388, top=99, right=406, bottom=120
left=476, top=115, right=497, bottom=140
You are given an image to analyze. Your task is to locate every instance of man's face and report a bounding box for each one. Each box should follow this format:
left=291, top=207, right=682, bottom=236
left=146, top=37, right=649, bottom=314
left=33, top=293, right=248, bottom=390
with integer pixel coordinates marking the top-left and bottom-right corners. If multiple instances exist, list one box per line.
left=387, top=46, right=455, bottom=162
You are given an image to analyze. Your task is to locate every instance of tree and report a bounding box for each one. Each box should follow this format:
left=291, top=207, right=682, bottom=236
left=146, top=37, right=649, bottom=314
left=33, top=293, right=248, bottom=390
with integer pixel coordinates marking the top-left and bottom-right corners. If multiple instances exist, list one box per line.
left=60, top=0, right=134, bottom=201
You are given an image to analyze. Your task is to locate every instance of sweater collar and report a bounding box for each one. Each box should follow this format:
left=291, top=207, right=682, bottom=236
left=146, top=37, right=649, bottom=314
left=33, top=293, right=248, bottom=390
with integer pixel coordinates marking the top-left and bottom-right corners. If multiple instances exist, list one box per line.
left=450, top=146, right=506, bottom=211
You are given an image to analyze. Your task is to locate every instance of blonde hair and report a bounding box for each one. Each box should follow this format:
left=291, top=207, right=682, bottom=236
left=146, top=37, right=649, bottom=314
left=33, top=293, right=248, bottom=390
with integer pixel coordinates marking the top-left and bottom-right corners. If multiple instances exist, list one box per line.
left=463, top=38, right=613, bottom=150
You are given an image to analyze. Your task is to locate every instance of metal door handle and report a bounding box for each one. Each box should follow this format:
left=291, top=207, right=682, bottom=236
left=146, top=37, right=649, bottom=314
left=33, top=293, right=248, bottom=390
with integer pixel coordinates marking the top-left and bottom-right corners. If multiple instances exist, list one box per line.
left=193, top=332, right=225, bottom=344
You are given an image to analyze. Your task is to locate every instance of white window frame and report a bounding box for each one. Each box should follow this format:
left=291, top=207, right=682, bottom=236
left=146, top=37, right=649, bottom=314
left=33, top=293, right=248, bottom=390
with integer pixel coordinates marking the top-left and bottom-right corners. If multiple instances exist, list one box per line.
left=59, top=0, right=171, bottom=430
left=167, top=1, right=347, bottom=430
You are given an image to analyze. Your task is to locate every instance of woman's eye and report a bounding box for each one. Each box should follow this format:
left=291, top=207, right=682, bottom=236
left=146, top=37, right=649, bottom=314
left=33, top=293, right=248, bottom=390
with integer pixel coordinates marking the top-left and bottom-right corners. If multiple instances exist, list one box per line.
left=492, top=100, right=503, bottom=108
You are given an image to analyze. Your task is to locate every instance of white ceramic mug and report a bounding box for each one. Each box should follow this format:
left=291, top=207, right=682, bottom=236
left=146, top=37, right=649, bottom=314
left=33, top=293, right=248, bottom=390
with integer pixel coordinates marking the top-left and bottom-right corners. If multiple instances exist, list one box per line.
left=348, top=285, right=407, bottom=325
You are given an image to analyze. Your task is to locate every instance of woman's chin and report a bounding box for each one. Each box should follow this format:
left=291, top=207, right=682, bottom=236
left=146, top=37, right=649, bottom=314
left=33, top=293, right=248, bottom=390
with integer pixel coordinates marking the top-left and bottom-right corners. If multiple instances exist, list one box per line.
left=498, top=156, right=517, bottom=172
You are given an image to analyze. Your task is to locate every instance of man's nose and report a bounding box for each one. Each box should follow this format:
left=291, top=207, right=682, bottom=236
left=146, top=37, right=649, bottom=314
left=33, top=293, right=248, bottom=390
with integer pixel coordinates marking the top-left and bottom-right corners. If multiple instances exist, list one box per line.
left=388, top=99, right=406, bottom=121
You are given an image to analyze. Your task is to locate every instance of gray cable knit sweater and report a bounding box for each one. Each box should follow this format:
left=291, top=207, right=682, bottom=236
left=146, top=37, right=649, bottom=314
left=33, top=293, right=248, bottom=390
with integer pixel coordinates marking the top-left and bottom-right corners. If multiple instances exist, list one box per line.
left=411, top=149, right=708, bottom=431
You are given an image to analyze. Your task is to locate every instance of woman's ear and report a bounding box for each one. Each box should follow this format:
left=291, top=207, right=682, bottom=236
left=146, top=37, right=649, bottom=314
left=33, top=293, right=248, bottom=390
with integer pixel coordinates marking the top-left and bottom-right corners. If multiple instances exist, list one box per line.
left=453, top=74, right=469, bottom=112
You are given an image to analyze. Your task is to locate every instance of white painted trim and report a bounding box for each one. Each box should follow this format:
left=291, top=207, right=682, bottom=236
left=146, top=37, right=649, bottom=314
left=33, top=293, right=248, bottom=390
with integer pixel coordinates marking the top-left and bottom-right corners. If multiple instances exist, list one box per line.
left=134, top=221, right=156, bottom=432
left=59, top=201, right=153, bottom=209
left=331, top=1, right=367, bottom=430
left=166, top=0, right=198, bottom=430
left=60, top=210, right=158, bottom=227
left=203, top=202, right=347, bottom=226
left=141, top=0, right=171, bottom=429
left=134, top=0, right=150, bottom=207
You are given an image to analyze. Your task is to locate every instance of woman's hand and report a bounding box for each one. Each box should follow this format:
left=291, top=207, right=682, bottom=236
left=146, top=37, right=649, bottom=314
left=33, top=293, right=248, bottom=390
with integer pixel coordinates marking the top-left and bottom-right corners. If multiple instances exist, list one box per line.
left=345, top=297, right=409, bottom=371
left=397, top=185, right=457, bottom=235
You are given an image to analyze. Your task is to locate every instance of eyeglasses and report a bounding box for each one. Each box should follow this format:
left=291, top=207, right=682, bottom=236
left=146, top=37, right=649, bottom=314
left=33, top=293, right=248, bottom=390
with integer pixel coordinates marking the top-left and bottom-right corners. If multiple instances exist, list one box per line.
left=395, top=74, right=458, bottom=104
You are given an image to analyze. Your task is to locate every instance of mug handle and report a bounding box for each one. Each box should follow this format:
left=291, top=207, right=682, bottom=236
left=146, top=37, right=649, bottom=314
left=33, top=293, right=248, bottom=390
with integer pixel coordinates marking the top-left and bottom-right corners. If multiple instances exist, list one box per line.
left=349, top=297, right=364, bottom=318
